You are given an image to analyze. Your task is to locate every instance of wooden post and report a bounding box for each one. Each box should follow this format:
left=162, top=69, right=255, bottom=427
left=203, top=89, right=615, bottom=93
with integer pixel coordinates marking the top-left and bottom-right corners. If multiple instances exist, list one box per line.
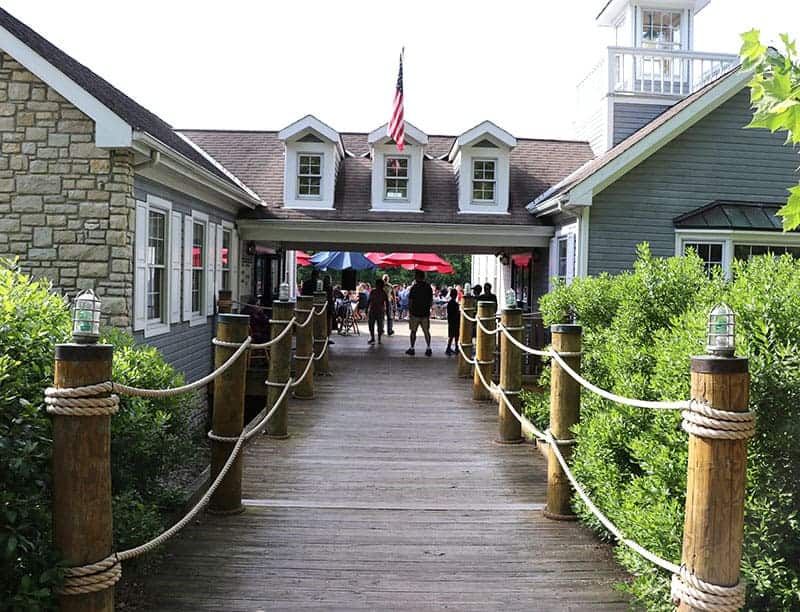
left=53, top=343, right=115, bottom=612
left=457, top=295, right=476, bottom=378
left=217, top=289, right=232, bottom=314
left=497, top=307, right=524, bottom=444
left=293, top=296, right=315, bottom=399
left=208, top=314, right=249, bottom=515
left=544, top=324, right=582, bottom=520
left=266, top=300, right=294, bottom=438
left=472, top=300, right=497, bottom=401
left=313, top=291, right=329, bottom=375
left=677, top=356, right=750, bottom=612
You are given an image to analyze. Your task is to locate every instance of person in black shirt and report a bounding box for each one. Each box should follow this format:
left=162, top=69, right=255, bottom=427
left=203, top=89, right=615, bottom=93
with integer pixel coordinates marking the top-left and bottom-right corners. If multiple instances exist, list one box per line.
left=301, top=269, right=319, bottom=297
left=482, top=282, right=498, bottom=305
left=406, top=270, right=433, bottom=356
left=445, top=288, right=460, bottom=355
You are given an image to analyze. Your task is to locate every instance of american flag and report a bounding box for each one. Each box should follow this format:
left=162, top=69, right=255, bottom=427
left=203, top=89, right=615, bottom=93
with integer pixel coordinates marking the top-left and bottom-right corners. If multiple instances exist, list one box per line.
left=388, top=49, right=404, bottom=152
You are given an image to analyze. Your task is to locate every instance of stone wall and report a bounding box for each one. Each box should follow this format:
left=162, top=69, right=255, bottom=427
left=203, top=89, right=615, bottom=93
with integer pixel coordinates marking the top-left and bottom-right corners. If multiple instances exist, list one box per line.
left=0, top=52, right=135, bottom=328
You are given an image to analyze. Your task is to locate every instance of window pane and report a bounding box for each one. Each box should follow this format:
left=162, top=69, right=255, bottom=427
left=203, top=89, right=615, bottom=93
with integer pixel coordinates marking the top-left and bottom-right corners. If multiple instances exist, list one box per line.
left=192, top=270, right=202, bottom=312
left=684, top=241, right=723, bottom=277
left=558, top=238, right=568, bottom=278
left=298, top=176, right=321, bottom=196
left=385, top=157, right=408, bottom=178
left=147, top=267, right=162, bottom=320
left=299, top=155, right=322, bottom=176
left=148, top=211, right=165, bottom=266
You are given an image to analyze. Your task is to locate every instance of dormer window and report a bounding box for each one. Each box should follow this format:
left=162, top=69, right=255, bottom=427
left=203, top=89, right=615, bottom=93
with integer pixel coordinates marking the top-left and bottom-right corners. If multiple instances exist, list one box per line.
left=640, top=9, right=683, bottom=50
left=368, top=121, right=428, bottom=212
left=384, top=156, right=409, bottom=200
left=278, top=115, right=343, bottom=210
left=297, top=153, right=322, bottom=199
left=449, top=121, right=516, bottom=214
left=472, top=159, right=496, bottom=203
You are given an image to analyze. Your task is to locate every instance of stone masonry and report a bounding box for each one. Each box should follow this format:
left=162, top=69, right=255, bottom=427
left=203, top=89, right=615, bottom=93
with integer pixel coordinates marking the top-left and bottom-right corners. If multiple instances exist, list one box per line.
left=0, top=52, right=135, bottom=328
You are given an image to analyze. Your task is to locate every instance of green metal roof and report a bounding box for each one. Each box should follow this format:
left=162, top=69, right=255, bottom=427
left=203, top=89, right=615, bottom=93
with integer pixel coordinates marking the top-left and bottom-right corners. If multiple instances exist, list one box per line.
left=673, top=201, right=795, bottom=232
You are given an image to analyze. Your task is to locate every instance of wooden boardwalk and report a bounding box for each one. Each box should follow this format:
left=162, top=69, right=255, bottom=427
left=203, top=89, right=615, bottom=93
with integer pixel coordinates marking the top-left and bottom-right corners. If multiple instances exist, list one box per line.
left=139, top=322, right=627, bottom=611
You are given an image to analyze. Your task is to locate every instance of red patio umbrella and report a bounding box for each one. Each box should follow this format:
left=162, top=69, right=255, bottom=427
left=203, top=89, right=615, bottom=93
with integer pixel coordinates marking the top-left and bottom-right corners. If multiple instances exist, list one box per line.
left=296, top=250, right=312, bottom=267
left=364, top=252, right=390, bottom=267
left=380, top=253, right=454, bottom=274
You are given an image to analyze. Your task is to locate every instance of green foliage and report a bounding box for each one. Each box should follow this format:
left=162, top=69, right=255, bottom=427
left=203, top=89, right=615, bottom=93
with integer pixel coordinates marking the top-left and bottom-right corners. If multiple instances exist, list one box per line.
left=0, top=259, right=202, bottom=609
left=525, top=247, right=800, bottom=610
left=741, top=29, right=800, bottom=229
left=0, top=259, right=69, bottom=610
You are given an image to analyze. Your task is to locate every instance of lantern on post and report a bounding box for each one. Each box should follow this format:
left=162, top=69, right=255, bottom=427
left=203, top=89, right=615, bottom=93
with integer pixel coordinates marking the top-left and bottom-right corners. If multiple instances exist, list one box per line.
left=279, top=281, right=290, bottom=301
left=71, top=288, right=102, bottom=344
left=706, top=303, right=735, bottom=357
left=505, top=289, right=517, bottom=308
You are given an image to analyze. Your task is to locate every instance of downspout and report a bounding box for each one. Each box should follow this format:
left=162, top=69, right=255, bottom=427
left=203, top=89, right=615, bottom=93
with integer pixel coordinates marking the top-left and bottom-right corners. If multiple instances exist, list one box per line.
left=133, top=149, right=161, bottom=170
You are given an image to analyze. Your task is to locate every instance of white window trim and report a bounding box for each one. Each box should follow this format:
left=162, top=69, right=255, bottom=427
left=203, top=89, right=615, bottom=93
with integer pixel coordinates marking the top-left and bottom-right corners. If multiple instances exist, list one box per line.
left=296, top=152, right=324, bottom=201
left=221, top=219, right=238, bottom=297
left=549, top=223, right=578, bottom=291
left=636, top=7, right=688, bottom=51
left=383, top=155, right=410, bottom=203
left=471, top=158, right=498, bottom=204
left=188, top=210, right=209, bottom=327
left=137, top=195, right=173, bottom=338
left=675, top=229, right=800, bottom=277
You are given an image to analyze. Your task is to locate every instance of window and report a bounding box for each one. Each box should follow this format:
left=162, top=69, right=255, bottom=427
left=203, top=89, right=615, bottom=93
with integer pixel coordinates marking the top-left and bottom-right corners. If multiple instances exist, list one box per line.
left=221, top=228, right=232, bottom=291
left=191, top=222, right=204, bottom=313
left=146, top=210, right=166, bottom=321
left=684, top=241, right=723, bottom=276
left=640, top=10, right=682, bottom=50
left=733, top=244, right=800, bottom=261
left=557, top=237, right=569, bottom=280
left=472, top=159, right=496, bottom=202
left=384, top=157, right=409, bottom=200
left=297, top=154, right=322, bottom=198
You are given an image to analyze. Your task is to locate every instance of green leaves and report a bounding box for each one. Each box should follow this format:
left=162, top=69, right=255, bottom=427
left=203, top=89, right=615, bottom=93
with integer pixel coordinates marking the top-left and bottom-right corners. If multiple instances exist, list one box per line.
left=742, top=30, right=800, bottom=229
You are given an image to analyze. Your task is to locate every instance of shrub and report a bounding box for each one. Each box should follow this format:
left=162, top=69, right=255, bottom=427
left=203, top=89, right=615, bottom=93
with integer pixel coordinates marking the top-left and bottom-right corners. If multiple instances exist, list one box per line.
left=0, top=259, right=203, bottom=610
left=526, top=245, right=800, bottom=610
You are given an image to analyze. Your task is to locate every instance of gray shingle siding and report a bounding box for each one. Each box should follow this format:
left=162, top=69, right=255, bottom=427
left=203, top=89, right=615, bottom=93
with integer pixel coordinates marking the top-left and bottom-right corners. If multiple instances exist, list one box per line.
left=613, top=102, right=670, bottom=146
left=588, top=90, right=800, bottom=276
left=132, top=176, right=237, bottom=379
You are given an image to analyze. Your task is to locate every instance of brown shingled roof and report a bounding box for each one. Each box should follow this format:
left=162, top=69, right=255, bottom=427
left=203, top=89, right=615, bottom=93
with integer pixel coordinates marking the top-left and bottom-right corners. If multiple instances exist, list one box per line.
left=179, top=130, right=594, bottom=226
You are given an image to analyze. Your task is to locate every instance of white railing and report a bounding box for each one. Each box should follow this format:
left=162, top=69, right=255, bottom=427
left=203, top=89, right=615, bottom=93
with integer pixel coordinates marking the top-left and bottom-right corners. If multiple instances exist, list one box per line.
left=577, top=46, right=739, bottom=103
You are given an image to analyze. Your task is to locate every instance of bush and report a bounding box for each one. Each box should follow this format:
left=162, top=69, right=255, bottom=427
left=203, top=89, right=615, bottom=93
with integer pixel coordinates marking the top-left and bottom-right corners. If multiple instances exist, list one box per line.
left=0, top=260, right=203, bottom=610
left=526, top=245, right=800, bottom=610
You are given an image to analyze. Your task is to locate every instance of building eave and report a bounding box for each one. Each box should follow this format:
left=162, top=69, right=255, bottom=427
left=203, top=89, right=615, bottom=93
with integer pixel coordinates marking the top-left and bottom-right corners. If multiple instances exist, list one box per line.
left=133, top=131, right=261, bottom=209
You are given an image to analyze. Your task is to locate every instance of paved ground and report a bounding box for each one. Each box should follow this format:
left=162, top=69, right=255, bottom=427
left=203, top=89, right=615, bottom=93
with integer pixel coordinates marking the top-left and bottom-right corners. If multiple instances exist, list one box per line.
left=137, top=320, right=627, bottom=611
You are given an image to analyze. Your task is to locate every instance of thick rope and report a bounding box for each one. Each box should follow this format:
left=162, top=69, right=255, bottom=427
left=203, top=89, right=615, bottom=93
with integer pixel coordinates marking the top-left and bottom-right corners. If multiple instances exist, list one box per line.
left=207, top=378, right=293, bottom=444
left=250, top=317, right=297, bottom=350
left=671, top=566, right=747, bottom=611
left=314, top=301, right=328, bottom=315
left=291, top=355, right=314, bottom=387
left=313, top=338, right=329, bottom=361
left=457, top=342, right=476, bottom=366
left=682, top=400, right=755, bottom=440
left=295, top=308, right=314, bottom=329
left=58, top=558, right=121, bottom=595
left=475, top=315, right=500, bottom=337
left=44, top=392, right=119, bottom=417
left=459, top=306, right=477, bottom=323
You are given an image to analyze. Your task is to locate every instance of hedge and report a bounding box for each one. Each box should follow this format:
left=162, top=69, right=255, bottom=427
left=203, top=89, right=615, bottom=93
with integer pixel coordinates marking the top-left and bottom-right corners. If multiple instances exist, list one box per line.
left=525, top=244, right=800, bottom=610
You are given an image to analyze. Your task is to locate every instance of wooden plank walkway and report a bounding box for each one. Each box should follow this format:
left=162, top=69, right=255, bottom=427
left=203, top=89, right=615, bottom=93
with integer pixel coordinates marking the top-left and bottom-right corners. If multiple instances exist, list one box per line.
left=139, top=321, right=627, bottom=610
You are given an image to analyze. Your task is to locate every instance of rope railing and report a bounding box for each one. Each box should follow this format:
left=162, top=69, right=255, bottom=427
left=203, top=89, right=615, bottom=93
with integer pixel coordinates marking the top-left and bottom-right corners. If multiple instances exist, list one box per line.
left=467, top=345, right=747, bottom=610
left=313, top=338, right=330, bottom=361
left=291, top=353, right=315, bottom=388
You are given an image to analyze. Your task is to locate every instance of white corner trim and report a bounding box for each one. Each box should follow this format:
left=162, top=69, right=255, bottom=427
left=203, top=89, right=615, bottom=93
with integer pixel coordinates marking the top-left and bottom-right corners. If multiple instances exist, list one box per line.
left=278, top=115, right=344, bottom=156
left=0, top=25, right=132, bottom=147
left=577, top=207, right=590, bottom=278
left=146, top=193, right=172, bottom=211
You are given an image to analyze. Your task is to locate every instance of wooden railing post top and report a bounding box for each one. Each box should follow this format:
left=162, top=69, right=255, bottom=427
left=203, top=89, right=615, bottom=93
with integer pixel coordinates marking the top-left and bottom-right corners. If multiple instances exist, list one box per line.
left=313, top=291, right=326, bottom=299
left=273, top=299, right=296, bottom=309
left=296, top=295, right=314, bottom=306
left=501, top=307, right=522, bottom=317
left=462, top=295, right=476, bottom=307
left=218, top=313, right=249, bottom=326
left=690, top=356, right=748, bottom=374
left=54, top=343, right=113, bottom=361
left=476, top=301, right=497, bottom=315
left=551, top=323, right=583, bottom=335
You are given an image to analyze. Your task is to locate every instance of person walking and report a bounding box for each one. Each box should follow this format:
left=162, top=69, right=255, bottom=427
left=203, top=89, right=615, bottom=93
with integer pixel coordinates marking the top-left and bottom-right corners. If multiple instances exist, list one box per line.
left=382, top=273, right=395, bottom=336
left=301, top=269, right=319, bottom=296
left=367, top=277, right=389, bottom=345
left=406, top=270, right=433, bottom=357
left=445, top=288, right=460, bottom=356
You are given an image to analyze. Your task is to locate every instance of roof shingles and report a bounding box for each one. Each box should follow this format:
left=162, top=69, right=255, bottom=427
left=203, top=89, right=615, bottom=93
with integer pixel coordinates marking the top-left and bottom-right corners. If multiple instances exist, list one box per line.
left=180, top=130, right=594, bottom=225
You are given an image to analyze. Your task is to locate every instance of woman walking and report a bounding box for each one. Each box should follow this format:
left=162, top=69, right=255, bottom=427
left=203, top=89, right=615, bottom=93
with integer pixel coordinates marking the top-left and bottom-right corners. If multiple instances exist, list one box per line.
left=367, top=278, right=389, bottom=345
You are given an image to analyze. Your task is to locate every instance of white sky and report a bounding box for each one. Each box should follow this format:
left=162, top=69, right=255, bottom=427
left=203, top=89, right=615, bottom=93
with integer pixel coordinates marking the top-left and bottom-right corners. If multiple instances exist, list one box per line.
left=4, top=1, right=799, bottom=140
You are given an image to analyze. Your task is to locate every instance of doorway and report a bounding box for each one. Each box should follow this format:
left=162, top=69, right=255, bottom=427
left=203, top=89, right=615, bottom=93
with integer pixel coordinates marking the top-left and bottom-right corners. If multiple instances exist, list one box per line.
left=252, top=252, right=284, bottom=308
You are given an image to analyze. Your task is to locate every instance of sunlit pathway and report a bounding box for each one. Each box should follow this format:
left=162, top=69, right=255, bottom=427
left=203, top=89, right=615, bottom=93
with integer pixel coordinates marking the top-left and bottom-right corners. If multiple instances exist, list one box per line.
left=138, top=321, right=627, bottom=611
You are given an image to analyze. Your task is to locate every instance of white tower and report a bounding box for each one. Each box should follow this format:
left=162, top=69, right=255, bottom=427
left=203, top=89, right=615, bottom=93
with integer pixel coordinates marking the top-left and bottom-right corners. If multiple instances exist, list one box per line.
left=576, top=0, right=737, bottom=155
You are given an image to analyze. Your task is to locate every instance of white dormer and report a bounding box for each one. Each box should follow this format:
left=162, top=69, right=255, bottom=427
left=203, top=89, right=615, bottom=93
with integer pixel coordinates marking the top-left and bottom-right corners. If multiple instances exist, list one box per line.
left=448, top=121, right=516, bottom=215
left=367, top=122, right=428, bottom=213
left=278, top=115, right=344, bottom=210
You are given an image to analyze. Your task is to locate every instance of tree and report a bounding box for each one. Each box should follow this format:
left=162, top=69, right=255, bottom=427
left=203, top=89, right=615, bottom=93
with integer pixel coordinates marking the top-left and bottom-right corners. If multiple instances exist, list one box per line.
left=741, top=30, right=800, bottom=229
